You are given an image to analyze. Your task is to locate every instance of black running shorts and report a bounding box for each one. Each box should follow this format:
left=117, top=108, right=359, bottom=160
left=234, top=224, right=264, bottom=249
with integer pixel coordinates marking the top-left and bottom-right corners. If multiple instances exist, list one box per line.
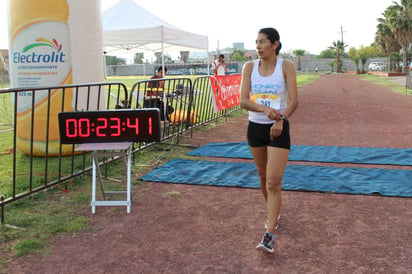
left=247, top=120, right=290, bottom=149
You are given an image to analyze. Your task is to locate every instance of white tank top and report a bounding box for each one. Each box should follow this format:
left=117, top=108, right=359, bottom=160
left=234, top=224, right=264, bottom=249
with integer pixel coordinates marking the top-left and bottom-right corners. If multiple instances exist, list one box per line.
left=248, top=58, right=287, bottom=124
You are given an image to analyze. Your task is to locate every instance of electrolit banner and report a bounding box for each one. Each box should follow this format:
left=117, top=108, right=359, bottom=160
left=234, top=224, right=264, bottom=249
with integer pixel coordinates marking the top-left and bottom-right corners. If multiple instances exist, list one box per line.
left=11, top=25, right=71, bottom=86
left=8, top=0, right=103, bottom=156
left=11, top=22, right=72, bottom=113
left=9, top=0, right=74, bottom=156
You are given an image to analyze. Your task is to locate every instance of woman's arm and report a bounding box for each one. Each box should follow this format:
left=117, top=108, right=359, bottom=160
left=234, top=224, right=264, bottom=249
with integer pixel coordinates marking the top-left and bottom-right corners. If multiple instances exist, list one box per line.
left=239, top=61, right=254, bottom=109
left=282, top=60, right=299, bottom=119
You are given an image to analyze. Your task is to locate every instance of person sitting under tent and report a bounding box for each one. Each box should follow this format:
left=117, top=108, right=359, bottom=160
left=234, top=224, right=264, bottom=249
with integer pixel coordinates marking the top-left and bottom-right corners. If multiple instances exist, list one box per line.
left=144, top=66, right=174, bottom=121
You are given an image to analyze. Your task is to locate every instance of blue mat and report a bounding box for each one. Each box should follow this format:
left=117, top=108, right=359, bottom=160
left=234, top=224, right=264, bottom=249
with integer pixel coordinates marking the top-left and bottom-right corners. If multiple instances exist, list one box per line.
left=140, top=159, right=412, bottom=197
left=187, top=142, right=412, bottom=166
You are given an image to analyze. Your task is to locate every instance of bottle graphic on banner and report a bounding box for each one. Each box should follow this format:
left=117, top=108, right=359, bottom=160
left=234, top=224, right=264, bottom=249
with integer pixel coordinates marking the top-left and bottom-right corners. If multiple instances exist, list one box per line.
left=9, top=0, right=74, bottom=156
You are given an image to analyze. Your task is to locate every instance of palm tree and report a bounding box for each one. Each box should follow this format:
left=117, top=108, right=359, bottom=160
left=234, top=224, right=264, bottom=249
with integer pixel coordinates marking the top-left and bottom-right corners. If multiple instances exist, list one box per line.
left=348, top=47, right=360, bottom=74
left=293, top=49, right=306, bottom=71
left=358, top=52, right=368, bottom=74
left=377, top=0, right=412, bottom=73
left=390, top=52, right=402, bottom=72
left=389, top=0, right=412, bottom=73
left=376, top=12, right=402, bottom=71
left=327, top=60, right=336, bottom=73
left=375, top=10, right=401, bottom=55
left=329, top=40, right=347, bottom=73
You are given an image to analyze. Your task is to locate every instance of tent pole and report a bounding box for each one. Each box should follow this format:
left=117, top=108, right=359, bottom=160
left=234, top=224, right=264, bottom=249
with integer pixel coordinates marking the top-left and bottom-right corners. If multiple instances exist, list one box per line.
left=207, top=41, right=210, bottom=76
left=161, top=26, right=166, bottom=123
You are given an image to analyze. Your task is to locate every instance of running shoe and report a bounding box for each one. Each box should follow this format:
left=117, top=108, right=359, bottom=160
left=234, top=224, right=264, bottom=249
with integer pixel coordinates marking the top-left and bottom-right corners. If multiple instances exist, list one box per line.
left=256, top=232, right=275, bottom=253
left=265, top=214, right=280, bottom=230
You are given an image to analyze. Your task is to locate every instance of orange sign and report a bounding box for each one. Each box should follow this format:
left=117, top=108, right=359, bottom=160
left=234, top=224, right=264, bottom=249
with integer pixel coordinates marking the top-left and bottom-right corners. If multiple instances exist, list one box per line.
left=209, top=74, right=241, bottom=112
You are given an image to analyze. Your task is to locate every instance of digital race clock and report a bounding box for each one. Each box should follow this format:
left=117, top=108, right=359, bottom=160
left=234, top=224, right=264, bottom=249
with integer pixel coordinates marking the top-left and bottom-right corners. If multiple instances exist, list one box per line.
left=58, top=109, right=160, bottom=144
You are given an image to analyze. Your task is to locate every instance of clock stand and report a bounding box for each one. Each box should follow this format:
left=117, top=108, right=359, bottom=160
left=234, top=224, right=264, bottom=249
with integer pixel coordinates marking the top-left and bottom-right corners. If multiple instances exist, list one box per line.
left=58, top=109, right=161, bottom=214
left=75, top=142, right=133, bottom=214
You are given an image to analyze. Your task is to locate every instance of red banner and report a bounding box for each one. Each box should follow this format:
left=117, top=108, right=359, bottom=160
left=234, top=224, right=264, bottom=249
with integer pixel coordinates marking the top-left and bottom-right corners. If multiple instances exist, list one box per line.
left=209, top=74, right=241, bottom=112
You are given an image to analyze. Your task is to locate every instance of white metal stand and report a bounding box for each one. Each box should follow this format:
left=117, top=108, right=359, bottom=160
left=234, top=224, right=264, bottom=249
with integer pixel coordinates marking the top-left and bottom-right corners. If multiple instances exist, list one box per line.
left=76, top=142, right=132, bottom=214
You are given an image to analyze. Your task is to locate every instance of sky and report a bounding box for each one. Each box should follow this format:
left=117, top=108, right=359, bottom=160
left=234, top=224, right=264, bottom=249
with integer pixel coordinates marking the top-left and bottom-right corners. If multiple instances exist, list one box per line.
left=0, top=0, right=397, bottom=56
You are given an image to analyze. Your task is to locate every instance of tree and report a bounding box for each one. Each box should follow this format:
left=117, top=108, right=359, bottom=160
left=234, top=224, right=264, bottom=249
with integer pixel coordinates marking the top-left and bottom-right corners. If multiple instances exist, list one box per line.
left=389, top=52, right=402, bottom=72
left=105, top=55, right=126, bottom=65
left=376, top=0, right=412, bottom=73
left=133, top=53, right=144, bottom=64
left=293, top=49, right=306, bottom=71
left=180, top=51, right=189, bottom=63
left=329, top=40, right=347, bottom=73
left=357, top=46, right=377, bottom=73
left=154, top=52, right=172, bottom=64
left=230, top=50, right=248, bottom=61
left=375, top=10, right=401, bottom=55
left=358, top=52, right=368, bottom=74
left=327, top=60, right=336, bottom=73
left=318, top=49, right=336, bottom=58
left=0, top=54, right=6, bottom=75
left=348, top=47, right=360, bottom=74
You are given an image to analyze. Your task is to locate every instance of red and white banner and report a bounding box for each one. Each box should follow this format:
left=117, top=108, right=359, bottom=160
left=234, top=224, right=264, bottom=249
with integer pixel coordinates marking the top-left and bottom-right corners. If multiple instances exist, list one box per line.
left=209, top=74, right=241, bottom=112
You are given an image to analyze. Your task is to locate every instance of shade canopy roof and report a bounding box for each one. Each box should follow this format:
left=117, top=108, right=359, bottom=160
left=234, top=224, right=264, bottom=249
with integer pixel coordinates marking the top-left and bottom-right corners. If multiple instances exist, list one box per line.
left=102, top=0, right=209, bottom=54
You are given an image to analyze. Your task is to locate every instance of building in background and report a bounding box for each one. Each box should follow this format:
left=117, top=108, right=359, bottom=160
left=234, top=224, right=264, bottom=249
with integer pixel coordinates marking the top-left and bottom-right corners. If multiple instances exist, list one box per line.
left=232, top=42, right=244, bottom=50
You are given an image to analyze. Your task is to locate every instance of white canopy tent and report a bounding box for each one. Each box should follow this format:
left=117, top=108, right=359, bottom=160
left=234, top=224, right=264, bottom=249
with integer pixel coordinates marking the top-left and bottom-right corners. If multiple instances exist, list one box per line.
left=102, top=0, right=209, bottom=119
left=102, top=0, right=209, bottom=67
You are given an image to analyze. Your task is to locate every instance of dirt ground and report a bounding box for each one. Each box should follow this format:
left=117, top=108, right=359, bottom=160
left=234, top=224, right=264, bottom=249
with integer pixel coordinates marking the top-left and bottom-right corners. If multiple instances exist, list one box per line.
left=4, top=74, right=412, bottom=273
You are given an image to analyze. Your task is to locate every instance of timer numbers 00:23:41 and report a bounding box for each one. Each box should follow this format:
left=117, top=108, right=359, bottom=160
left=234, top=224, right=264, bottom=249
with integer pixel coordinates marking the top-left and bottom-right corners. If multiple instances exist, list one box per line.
left=64, top=117, right=154, bottom=138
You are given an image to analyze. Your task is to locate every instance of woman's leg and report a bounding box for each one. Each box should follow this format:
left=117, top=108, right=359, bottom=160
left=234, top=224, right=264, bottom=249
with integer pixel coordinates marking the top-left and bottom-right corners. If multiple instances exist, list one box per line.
left=249, top=146, right=268, bottom=202
left=265, top=147, right=289, bottom=234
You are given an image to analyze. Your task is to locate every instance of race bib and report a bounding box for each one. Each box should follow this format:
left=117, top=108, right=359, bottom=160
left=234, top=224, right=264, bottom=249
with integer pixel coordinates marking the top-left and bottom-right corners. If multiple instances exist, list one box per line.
left=251, top=94, right=280, bottom=109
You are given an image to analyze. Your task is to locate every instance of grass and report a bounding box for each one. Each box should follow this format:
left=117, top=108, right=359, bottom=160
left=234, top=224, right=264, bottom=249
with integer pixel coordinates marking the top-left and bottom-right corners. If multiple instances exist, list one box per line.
left=1, top=72, right=404, bottom=268
left=359, top=74, right=411, bottom=95
left=0, top=143, right=93, bottom=199
left=0, top=187, right=90, bottom=268
left=296, top=72, right=321, bottom=88
left=0, top=131, right=197, bottom=266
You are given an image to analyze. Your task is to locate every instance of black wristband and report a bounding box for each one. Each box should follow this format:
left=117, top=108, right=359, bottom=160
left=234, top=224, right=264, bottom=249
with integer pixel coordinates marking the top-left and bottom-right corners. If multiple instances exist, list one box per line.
left=281, top=115, right=287, bottom=121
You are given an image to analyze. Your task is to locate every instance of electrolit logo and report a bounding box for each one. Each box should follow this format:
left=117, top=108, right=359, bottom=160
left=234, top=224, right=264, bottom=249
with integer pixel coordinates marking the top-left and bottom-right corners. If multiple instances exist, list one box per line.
left=12, top=37, right=67, bottom=64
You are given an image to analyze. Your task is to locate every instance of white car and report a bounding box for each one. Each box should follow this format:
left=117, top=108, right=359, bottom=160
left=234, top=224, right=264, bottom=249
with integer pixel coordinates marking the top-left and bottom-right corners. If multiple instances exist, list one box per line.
left=368, top=62, right=387, bottom=71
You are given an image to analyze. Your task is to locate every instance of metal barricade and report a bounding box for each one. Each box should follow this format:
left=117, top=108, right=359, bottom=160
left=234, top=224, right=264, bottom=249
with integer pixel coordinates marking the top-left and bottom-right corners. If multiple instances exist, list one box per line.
left=0, top=82, right=127, bottom=222
left=192, top=76, right=241, bottom=125
left=128, top=78, right=195, bottom=142
left=0, top=76, right=242, bottom=222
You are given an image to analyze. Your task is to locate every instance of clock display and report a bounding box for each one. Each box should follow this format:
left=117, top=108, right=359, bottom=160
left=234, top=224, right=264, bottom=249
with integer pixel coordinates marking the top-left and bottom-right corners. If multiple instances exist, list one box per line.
left=58, top=109, right=160, bottom=144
